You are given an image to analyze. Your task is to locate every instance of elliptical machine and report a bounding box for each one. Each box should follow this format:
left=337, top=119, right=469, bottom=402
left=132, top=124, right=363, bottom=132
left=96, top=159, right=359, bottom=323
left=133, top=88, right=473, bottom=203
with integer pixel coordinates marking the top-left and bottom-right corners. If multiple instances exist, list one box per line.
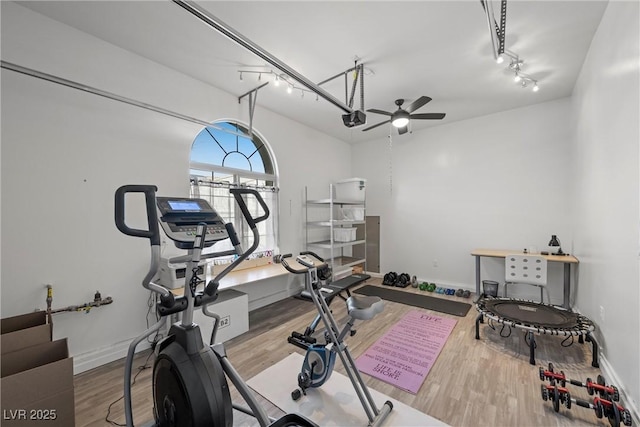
left=278, top=252, right=393, bottom=427
left=115, top=185, right=316, bottom=427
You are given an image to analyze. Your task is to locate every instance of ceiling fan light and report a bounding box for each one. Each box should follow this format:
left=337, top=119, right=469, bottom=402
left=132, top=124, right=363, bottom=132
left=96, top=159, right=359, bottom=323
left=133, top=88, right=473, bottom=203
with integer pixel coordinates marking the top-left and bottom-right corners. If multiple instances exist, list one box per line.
left=496, top=54, right=504, bottom=64
left=391, top=109, right=410, bottom=128
left=392, top=116, right=409, bottom=128
left=514, top=73, right=521, bottom=83
left=532, top=83, right=540, bottom=92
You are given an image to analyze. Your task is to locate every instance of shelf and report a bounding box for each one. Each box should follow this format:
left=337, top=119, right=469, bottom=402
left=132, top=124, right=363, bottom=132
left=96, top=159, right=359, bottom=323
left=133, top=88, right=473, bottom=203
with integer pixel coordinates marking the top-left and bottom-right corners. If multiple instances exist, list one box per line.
left=331, top=256, right=365, bottom=269
left=307, top=220, right=365, bottom=227
left=307, top=199, right=364, bottom=205
left=305, top=180, right=367, bottom=275
left=308, top=239, right=365, bottom=249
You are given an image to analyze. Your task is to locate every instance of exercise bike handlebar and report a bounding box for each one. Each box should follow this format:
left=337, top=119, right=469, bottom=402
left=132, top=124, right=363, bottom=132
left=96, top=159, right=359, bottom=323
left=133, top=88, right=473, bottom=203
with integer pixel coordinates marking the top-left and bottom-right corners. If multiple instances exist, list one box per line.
left=278, top=251, right=327, bottom=274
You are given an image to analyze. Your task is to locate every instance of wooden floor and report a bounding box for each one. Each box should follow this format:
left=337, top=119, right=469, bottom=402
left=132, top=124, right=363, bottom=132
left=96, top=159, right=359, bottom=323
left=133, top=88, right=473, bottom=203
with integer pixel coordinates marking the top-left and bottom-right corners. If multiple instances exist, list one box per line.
left=75, top=278, right=611, bottom=427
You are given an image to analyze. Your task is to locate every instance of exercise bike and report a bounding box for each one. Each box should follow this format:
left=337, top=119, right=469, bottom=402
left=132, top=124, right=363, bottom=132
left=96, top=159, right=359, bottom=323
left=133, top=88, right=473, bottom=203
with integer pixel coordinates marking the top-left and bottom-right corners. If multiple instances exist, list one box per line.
left=278, top=252, right=393, bottom=427
left=115, top=185, right=316, bottom=427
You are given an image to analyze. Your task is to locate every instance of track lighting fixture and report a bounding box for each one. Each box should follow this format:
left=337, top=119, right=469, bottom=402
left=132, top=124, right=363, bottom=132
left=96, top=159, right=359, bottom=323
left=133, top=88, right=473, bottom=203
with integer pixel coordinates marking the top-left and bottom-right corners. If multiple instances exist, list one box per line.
left=494, top=52, right=539, bottom=92
left=238, top=69, right=316, bottom=98
left=481, top=1, right=540, bottom=93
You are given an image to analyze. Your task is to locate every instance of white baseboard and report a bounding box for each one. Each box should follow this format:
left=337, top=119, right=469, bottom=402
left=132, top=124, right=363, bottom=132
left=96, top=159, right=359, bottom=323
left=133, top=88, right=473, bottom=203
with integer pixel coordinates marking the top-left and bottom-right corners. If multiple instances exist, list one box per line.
left=73, top=338, right=152, bottom=374
left=72, top=286, right=296, bottom=375
left=248, top=287, right=299, bottom=311
left=598, top=353, right=640, bottom=426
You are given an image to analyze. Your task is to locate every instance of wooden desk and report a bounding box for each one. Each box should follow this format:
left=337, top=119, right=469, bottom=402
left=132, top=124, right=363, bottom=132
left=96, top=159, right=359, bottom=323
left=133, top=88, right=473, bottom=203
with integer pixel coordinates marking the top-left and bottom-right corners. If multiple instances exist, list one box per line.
left=171, top=263, right=288, bottom=295
left=471, top=249, right=579, bottom=309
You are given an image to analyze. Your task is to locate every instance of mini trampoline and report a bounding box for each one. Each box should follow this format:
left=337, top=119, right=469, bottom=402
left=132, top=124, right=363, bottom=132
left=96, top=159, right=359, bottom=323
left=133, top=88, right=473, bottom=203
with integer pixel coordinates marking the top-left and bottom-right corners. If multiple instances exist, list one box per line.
left=475, top=297, right=599, bottom=366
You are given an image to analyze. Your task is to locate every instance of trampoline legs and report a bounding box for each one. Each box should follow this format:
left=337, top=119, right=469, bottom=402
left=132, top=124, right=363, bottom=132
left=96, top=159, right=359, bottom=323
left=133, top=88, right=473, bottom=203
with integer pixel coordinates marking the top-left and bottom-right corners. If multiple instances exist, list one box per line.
left=528, top=331, right=536, bottom=365
left=586, top=333, right=600, bottom=368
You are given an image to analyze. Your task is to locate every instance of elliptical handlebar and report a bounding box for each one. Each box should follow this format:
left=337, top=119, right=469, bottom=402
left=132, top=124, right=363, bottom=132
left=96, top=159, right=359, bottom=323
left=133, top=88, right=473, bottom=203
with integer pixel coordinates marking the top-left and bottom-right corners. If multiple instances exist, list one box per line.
left=229, top=188, right=269, bottom=228
left=278, top=251, right=327, bottom=274
left=115, top=184, right=271, bottom=306
left=203, top=189, right=269, bottom=296
left=115, top=185, right=172, bottom=302
left=114, top=185, right=160, bottom=246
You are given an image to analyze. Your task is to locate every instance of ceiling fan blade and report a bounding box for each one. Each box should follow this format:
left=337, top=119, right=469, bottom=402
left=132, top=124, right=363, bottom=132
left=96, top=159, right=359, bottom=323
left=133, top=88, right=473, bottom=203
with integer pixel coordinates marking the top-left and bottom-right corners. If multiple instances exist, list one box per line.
left=410, top=113, right=446, bottom=120
left=362, top=120, right=390, bottom=131
left=405, top=96, right=432, bottom=113
left=398, top=125, right=409, bottom=135
left=366, top=108, right=393, bottom=116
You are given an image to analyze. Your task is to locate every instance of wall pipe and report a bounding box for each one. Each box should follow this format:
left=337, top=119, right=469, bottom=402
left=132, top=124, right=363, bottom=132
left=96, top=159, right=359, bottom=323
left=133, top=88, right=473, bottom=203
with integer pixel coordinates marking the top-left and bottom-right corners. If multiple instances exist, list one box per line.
left=172, top=0, right=354, bottom=115
left=0, top=60, right=250, bottom=135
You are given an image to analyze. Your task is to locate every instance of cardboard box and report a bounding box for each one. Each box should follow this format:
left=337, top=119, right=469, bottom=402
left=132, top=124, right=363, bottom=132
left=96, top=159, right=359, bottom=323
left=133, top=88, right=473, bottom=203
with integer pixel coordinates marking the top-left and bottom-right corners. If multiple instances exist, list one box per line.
left=1, top=311, right=47, bottom=334
left=1, top=311, right=51, bottom=354
left=1, top=339, right=75, bottom=427
left=1, top=325, right=51, bottom=354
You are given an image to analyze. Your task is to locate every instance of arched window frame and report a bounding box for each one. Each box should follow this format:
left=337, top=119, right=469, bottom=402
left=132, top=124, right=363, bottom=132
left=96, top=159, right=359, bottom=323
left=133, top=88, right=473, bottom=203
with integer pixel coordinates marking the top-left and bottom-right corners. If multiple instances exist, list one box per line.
left=189, top=119, right=279, bottom=257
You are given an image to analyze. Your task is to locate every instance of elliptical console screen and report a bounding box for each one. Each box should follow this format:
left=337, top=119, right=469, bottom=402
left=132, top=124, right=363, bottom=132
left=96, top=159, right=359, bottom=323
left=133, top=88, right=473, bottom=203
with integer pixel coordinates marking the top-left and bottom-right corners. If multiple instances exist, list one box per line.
left=167, top=200, right=203, bottom=211
left=156, top=197, right=228, bottom=249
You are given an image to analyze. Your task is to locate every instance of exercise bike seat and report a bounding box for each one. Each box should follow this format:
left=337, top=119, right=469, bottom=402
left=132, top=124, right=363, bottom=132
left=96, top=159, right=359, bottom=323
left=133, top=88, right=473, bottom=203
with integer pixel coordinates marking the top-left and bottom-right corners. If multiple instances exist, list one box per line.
left=346, top=295, right=384, bottom=320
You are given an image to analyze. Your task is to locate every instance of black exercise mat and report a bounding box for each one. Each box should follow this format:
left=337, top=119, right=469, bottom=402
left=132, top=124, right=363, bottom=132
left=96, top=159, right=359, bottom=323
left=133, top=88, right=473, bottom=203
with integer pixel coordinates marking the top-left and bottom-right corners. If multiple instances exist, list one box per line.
left=355, top=285, right=471, bottom=317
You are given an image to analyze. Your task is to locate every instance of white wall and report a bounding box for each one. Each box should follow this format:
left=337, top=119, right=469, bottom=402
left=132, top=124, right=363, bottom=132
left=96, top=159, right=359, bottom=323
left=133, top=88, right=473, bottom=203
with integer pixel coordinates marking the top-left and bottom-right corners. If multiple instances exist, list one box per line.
left=0, top=3, right=352, bottom=372
left=570, top=0, right=640, bottom=415
left=352, top=98, right=574, bottom=303
left=353, top=0, right=640, bottom=416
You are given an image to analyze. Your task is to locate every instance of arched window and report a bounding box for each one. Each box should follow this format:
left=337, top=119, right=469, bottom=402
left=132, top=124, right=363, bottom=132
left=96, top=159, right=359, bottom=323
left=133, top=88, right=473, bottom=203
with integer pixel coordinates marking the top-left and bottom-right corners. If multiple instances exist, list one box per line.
left=190, top=120, right=278, bottom=255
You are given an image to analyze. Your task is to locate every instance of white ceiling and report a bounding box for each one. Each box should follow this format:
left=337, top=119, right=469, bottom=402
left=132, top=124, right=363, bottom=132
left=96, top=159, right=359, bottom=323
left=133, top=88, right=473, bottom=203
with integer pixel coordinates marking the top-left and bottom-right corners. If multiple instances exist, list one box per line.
left=18, top=1, right=608, bottom=143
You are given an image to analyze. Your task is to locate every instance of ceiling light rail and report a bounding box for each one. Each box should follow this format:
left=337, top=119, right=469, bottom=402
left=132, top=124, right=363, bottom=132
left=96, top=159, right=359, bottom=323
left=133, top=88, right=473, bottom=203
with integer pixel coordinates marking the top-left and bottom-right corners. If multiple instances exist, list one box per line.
left=173, top=0, right=353, bottom=115
left=238, top=61, right=368, bottom=128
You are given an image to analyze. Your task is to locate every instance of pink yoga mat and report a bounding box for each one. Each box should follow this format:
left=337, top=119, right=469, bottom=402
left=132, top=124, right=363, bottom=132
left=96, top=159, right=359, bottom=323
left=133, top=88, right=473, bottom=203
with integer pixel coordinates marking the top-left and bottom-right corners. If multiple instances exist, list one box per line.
left=356, top=310, right=456, bottom=394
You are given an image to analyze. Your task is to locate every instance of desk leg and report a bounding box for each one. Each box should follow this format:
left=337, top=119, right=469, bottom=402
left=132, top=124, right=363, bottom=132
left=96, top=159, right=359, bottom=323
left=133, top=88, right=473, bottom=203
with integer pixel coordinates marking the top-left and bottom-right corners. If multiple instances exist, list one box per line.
left=563, top=263, right=571, bottom=309
left=475, top=256, right=481, bottom=299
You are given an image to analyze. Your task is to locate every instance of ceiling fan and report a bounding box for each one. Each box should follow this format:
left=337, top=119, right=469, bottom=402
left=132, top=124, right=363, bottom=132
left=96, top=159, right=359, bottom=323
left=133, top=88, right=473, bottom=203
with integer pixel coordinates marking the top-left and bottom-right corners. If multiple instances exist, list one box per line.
left=362, top=96, right=446, bottom=135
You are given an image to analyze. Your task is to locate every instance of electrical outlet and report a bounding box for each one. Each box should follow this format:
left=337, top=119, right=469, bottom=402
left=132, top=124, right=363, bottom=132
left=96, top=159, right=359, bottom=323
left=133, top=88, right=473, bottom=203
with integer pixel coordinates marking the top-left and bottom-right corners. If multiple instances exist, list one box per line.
left=433, top=259, right=438, bottom=268
left=600, top=306, right=605, bottom=322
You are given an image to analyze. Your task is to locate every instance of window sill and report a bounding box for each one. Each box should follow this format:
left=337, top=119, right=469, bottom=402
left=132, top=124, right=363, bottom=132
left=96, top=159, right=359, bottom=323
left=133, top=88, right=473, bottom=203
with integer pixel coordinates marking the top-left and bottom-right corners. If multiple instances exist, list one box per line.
left=218, top=263, right=288, bottom=290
